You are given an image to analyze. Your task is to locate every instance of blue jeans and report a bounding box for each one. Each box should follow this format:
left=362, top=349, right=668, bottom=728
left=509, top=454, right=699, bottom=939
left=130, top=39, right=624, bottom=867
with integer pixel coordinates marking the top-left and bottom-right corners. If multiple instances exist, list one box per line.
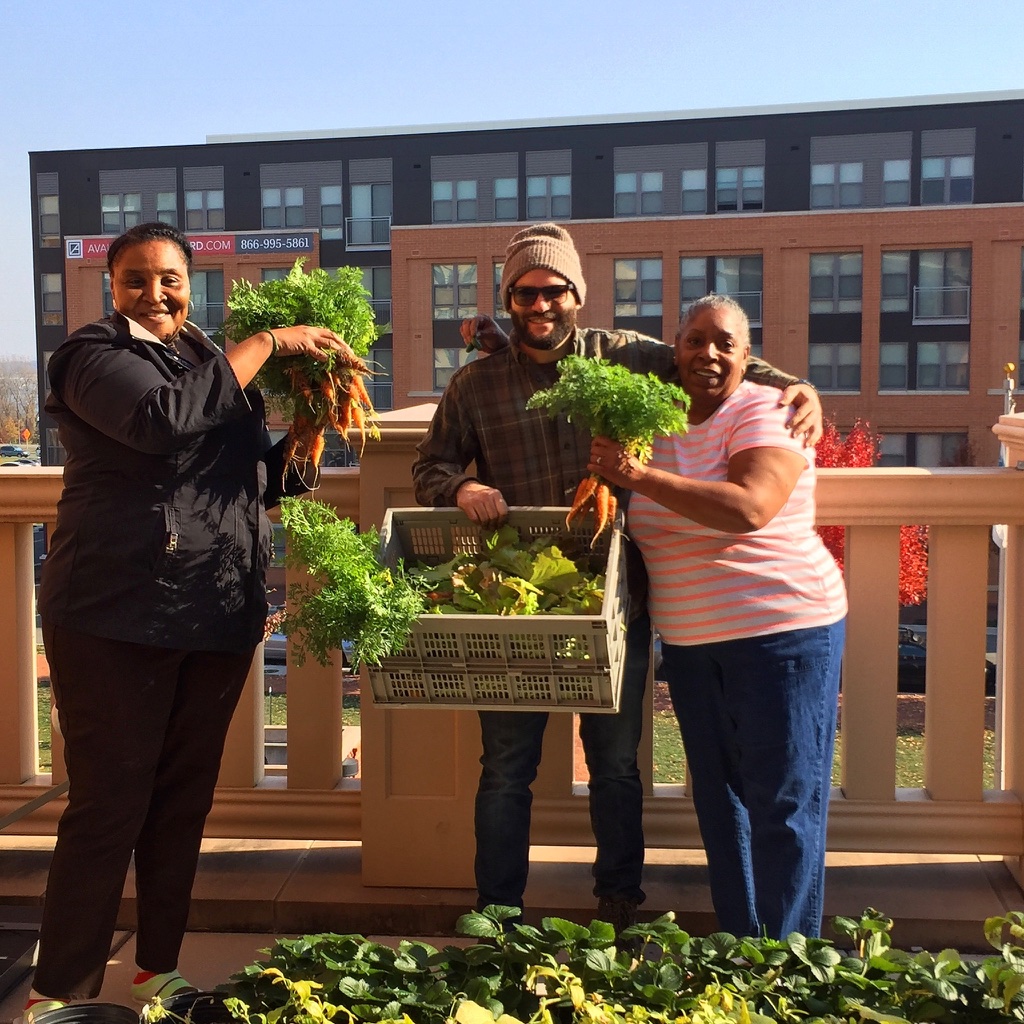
left=661, top=619, right=845, bottom=939
left=474, top=612, right=650, bottom=909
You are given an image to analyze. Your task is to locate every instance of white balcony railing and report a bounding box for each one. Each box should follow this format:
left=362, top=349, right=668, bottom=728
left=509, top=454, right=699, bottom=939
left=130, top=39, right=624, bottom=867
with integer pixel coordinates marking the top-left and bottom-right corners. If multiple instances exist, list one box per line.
left=345, top=216, right=391, bottom=249
left=4, top=413, right=1024, bottom=891
left=369, top=299, right=392, bottom=327
left=913, top=285, right=971, bottom=324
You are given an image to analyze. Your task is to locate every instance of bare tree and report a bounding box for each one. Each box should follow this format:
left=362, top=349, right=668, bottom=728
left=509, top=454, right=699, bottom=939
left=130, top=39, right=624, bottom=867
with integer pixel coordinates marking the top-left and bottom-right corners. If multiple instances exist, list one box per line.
left=0, top=358, right=39, bottom=443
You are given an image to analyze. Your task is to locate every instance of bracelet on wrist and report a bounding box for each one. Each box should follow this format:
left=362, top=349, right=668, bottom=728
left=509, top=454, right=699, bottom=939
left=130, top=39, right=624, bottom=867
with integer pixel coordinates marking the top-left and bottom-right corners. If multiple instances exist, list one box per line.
left=793, top=377, right=817, bottom=392
left=266, top=329, right=279, bottom=356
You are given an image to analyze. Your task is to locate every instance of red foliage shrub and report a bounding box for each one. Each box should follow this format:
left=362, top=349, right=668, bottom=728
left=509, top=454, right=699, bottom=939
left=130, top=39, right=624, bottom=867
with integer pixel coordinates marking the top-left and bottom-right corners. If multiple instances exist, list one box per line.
left=815, top=420, right=928, bottom=606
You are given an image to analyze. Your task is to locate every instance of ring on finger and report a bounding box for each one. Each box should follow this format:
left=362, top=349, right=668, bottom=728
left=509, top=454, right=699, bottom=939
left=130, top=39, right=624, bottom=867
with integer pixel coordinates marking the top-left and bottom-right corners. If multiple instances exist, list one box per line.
left=595, top=455, right=603, bottom=465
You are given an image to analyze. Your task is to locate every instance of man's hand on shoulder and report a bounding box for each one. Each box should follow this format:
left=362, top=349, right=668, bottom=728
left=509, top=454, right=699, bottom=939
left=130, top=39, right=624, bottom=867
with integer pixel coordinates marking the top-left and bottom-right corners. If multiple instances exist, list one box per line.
left=461, top=315, right=510, bottom=356
left=778, top=382, right=823, bottom=447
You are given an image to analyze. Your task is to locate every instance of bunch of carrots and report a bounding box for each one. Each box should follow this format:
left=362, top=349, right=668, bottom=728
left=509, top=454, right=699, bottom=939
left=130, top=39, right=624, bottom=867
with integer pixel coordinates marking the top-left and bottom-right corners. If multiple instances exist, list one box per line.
left=526, top=356, right=690, bottom=547
left=218, top=260, right=383, bottom=481
left=278, top=351, right=379, bottom=479
left=565, top=473, right=618, bottom=543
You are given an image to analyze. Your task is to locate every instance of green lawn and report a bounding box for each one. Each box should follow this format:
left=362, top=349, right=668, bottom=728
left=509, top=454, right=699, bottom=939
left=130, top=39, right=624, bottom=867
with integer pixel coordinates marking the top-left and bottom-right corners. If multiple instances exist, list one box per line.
left=37, top=683, right=996, bottom=789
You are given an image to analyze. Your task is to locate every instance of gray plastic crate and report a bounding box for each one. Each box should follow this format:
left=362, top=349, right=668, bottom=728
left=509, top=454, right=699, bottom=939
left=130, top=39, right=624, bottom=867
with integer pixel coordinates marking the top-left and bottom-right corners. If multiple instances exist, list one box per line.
left=365, top=507, right=629, bottom=711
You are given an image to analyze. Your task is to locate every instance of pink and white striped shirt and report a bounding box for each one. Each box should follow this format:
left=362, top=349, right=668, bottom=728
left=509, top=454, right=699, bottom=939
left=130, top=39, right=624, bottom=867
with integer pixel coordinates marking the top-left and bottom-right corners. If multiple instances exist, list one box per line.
left=628, top=381, right=847, bottom=645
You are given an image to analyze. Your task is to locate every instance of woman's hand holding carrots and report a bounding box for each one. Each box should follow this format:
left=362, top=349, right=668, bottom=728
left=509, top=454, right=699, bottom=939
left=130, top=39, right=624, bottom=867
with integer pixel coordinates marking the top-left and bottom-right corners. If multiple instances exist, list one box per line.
left=588, top=436, right=645, bottom=489
left=258, top=325, right=358, bottom=365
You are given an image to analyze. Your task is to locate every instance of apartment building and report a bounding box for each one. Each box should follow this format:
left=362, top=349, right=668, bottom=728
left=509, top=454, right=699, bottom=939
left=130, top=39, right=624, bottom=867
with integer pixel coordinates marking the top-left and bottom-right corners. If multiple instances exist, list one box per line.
left=29, top=90, right=1024, bottom=466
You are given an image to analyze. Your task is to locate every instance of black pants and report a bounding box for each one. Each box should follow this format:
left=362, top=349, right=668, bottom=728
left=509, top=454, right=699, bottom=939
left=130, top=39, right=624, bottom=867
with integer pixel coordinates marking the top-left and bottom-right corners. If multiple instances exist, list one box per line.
left=34, top=622, right=252, bottom=999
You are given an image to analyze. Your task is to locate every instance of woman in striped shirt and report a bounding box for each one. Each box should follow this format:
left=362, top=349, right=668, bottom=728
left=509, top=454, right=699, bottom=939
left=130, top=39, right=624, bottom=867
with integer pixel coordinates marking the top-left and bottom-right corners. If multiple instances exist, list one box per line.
left=589, top=294, right=847, bottom=939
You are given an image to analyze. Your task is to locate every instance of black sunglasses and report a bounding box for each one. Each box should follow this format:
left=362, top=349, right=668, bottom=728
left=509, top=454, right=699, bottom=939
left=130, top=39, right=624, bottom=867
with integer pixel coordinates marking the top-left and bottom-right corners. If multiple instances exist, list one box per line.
left=510, top=284, right=572, bottom=306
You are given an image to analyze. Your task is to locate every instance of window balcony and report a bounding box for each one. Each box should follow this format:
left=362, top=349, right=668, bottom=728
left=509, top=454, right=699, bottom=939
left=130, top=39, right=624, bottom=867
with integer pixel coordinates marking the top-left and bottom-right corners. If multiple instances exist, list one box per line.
left=730, top=290, right=763, bottom=327
left=369, top=299, right=392, bottom=328
left=345, top=216, right=391, bottom=250
left=913, top=285, right=970, bottom=324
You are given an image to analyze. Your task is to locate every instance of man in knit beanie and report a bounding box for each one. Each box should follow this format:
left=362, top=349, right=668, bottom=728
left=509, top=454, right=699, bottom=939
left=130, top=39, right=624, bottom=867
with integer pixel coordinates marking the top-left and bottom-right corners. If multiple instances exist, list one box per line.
left=500, top=222, right=586, bottom=309
left=413, top=221, right=822, bottom=934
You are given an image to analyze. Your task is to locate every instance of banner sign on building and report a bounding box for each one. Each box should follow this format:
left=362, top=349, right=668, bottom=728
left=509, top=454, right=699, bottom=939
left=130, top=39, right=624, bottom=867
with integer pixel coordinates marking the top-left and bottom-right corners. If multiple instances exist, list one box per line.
left=66, top=232, right=315, bottom=259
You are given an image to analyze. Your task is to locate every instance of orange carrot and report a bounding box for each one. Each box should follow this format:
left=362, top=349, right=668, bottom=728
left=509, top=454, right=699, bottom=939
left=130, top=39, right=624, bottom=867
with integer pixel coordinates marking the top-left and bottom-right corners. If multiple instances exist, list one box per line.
left=336, top=398, right=353, bottom=438
left=333, top=350, right=371, bottom=375
left=280, top=420, right=303, bottom=486
left=350, top=373, right=374, bottom=411
left=566, top=474, right=599, bottom=527
left=309, top=429, right=327, bottom=470
left=351, top=402, right=367, bottom=455
left=591, top=482, right=612, bottom=546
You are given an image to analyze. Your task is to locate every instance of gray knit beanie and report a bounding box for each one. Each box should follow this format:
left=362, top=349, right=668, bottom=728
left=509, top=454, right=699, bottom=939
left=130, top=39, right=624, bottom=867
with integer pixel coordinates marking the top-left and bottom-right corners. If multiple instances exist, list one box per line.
left=499, top=223, right=586, bottom=311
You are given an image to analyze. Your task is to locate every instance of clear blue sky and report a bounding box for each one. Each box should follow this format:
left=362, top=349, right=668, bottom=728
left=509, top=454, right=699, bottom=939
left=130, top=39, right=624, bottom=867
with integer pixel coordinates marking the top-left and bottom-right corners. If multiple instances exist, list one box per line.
left=2, top=0, right=1023, bottom=360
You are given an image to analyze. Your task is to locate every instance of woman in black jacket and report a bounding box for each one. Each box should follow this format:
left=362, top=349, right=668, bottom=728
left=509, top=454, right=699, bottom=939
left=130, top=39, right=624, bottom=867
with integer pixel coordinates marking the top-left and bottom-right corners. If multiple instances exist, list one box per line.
left=24, top=222, right=350, bottom=1017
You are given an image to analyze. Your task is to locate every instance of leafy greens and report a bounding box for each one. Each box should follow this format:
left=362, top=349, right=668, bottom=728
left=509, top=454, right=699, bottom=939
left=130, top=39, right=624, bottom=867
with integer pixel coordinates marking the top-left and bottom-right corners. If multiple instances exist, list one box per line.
left=526, top=355, right=689, bottom=462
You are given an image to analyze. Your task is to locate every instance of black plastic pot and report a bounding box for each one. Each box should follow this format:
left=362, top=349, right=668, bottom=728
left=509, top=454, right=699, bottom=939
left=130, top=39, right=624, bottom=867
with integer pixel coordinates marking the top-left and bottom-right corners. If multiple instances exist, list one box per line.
left=140, top=991, right=234, bottom=1024
left=34, top=1005, right=138, bottom=1024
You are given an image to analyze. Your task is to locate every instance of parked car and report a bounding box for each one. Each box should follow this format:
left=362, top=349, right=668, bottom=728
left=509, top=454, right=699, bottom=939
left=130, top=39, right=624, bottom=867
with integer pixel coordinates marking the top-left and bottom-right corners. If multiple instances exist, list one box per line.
left=896, top=628, right=996, bottom=696
left=0, top=444, right=27, bottom=458
left=263, top=628, right=353, bottom=668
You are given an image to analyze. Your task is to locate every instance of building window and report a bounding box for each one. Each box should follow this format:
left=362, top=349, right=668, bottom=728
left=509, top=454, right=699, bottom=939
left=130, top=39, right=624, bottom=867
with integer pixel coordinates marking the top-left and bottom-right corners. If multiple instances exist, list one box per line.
left=320, top=185, right=343, bottom=239
left=156, top=191, right=177, bottom=227
left=185, top=189, right=225, bottom=230
left=101, top=272, right=115, bottom=317
left=715, top=256, right=763, bottom=325
left=41, top=273, right=63, bottom=326
left=808, top=342, right=860, bottom=391
left=190, top=271, right=224, bottom=331
left=366, top=345, right=393, bottom=411
left=493, top=263, right=510, bottom=319
left=881, top=252, right=911, bottom=312
left=882, top=432, right=970, bottom=467
left=434, top=347, right=475, bottom=391
left=715, top=165, right=764, bottom=212
left=526, top=174, right=570, bottom=219
left=914, top=249, right=971, bottom=322
left=39, top=194, right=60, bottom=247
left=680, top=257, right=708, bottom=308
left=879, top=340, right=969, bottom=391
left=494, top=177, right=518, bottom=220
left=810, top=161, right=863, bottom=208
left=917, top=433, right=970, bottom=466
left=261, top=268, right=289, bottom=282
left=432, top=180, right=478, bottom=222
left=681, top=168, right=707, bottom=213
left=917, top=340, right=969, bottom=390
left=883, top=159, right=911, bottom=205
left=879, top=342, right=909, bottom=389
left=262, top=187, right=304, bottom=229
left=809, top=253, right=862, bottom=313
left=878, top=434, right=907, bottom=466
left=921, top=155, right=974, bottom=204
left=614, top=259, right=663, bottom=317
left=361, top=266, right=392, bottom=328
left=432, top=263, right=477, bottom=320
left=348, top=182, right=392, bottom=247
left=101, top=193, right=141, bottom=234
left=614, top=172, right=663, bottom=216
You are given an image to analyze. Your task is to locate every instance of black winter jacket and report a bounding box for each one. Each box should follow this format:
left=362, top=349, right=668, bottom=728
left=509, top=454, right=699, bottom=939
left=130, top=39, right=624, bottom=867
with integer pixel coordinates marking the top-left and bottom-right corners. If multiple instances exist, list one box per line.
left=38, top=314, right=309, bottom=653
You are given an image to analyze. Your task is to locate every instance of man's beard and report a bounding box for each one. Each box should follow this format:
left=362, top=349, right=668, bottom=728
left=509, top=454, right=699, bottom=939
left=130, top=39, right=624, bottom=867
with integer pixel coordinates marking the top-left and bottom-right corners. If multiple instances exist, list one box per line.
left=510, top=306, right=578, bottom=351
